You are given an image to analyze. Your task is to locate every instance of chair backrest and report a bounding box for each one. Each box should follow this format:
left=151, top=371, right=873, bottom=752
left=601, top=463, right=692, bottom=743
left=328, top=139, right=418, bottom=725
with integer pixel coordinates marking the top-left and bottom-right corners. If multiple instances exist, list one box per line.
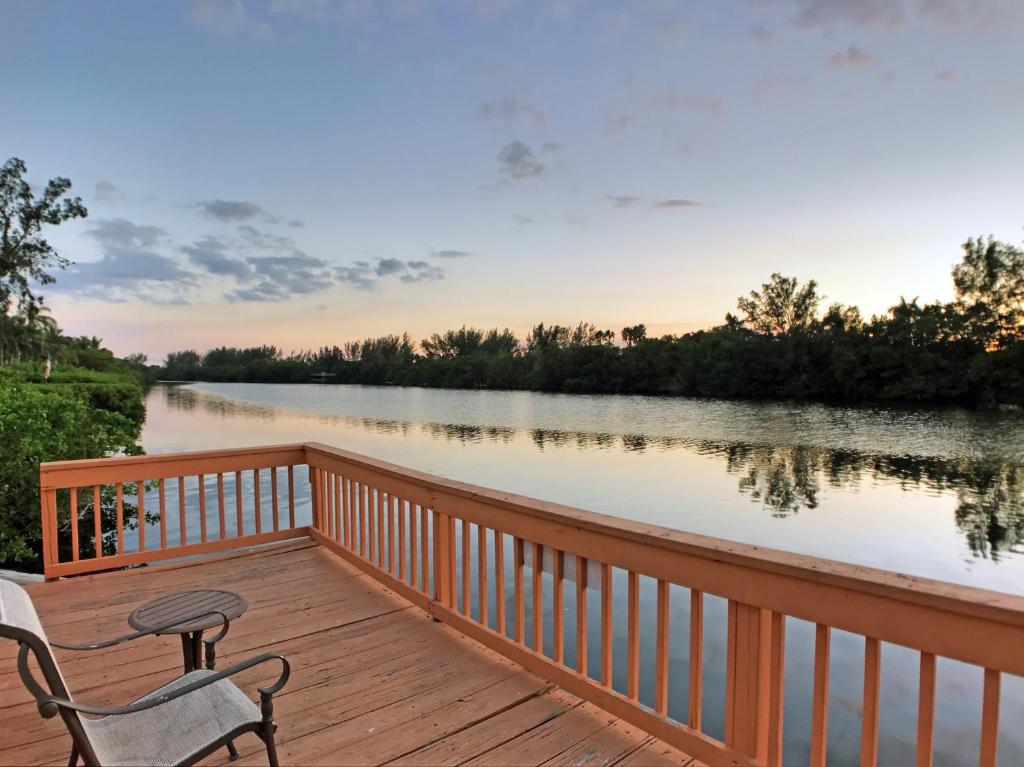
left=0, top=580, right=104, bottom=765
left=0, top=578, right=74, bottom=702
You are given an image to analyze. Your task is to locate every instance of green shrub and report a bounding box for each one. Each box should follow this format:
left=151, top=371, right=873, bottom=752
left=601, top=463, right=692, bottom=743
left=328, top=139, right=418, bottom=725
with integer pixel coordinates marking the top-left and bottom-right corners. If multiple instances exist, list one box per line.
left=0, top=383, right=142, bottom=569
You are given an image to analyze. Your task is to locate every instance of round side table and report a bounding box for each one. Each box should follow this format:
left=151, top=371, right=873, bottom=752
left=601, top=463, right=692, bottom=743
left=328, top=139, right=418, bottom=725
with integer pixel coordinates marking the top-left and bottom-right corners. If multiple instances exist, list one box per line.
left=128, top=589, right=247, bottom=672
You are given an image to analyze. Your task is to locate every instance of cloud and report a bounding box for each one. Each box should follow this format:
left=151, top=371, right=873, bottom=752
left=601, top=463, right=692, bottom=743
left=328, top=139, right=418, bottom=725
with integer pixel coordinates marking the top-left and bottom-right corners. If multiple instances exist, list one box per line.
left=653, top=199, right=701, bottom=209
left=541, top=141, right=563, bottom=153
left=478, top=98, right=547, bottom=127
left=227, top=252, right=334, bottom=302
left=187, top=0, right=272, bottom=37
left=607, top=195, right=641, bottom=209
left=94, top=180, right=125, bottom=203
left=55, top=218, right=197, bottom=304
left=750, top=24, right=774, bottom=43
left=195, top=199, right=276, bottom=223
left=497, top=141, right=544, bottom=179
left=935, top=69, right=955, bottom=81
left=402, top=261, right=445, bottom=283
left=789, top=0, right=904, bottom=29
left=84, top=218, right=168, bottom=250
left=181, top=237, right=252, bottom=280
left=653, top=93, right=722, bottom=115
left=603, top=115, right=633, bottom=136
left=375, top=257, right=407, bottom=276
left=826, top=45, right=874, bottom=68
left=236, top=224, right=294, bottom=250
left=430, top=249, right=472, bottom=258
left=287, top=219, right=304, bottom=228
left=512, top=214, right=533, bottom=225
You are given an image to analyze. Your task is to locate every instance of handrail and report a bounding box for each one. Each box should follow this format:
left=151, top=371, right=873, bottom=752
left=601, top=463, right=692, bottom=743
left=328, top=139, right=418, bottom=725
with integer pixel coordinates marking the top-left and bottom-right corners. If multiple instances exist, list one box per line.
left=39, top=443, right=1024, bottom=767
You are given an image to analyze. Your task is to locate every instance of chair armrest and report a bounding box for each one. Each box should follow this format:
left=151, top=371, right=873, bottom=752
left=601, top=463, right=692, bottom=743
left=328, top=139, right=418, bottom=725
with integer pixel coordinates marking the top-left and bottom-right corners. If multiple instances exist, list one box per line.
left=36, top=652, right=290, bottom=719
left=50, top=609, right=230, bottom=650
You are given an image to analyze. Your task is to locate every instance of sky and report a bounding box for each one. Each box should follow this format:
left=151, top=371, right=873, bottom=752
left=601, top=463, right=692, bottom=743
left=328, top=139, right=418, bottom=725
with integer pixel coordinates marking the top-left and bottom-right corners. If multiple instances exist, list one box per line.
left=3, top=0, right=1023, bottom=360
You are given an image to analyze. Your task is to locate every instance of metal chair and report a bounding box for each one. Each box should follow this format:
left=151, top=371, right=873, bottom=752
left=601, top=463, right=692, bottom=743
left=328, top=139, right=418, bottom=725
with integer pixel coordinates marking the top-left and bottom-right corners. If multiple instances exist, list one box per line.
left=0, top=579, right=289, bottom=767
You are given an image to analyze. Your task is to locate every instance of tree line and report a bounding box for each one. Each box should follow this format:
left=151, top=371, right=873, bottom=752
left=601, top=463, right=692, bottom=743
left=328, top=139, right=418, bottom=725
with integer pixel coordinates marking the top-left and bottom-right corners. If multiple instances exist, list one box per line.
left=161, top=235, right=1024, bottom=406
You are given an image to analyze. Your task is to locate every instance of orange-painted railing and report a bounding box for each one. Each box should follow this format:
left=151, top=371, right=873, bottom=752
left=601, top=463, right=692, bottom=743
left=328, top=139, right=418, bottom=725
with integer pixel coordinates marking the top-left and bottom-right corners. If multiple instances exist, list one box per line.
left=40, top=443, right=1024, bottom=767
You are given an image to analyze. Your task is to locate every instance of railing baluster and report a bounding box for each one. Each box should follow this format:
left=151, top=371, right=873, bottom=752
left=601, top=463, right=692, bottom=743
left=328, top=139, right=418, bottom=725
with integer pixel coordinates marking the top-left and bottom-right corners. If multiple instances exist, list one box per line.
left=389, top=494, right=397, bottom=575
left=397, top=496, right=405, bottom=578
left=980, top=668, right=1001, bottom=767
left=462, top=519, right=472, bottom=616
left=235, top=470, right=243, bottom=536
left=532, top=542, right=544, bottom=652
left=335, top=474, right=342, bottom=542
left=376, top=489, right=384, bottom=566
left=271, top=467, right=280, bottom=532
left=116, top=483, right=124, bottom=553
left=655, top=578, right=669, bottom=715
left=159, top=478, right=168, bottom=548
left=420, top=505, right=428, bottom=593
left=216, top=474, right=225, bottom=540
left=69, top=487, right=79, bottom=561
left=576, top=555, right=588, bottom=676
left=553, top=550, right=564, bottom=664
left=447, top=512, right=456, bottom=606
left=627, top=570, right=640, bottom=701
left=357, top=482, right=365, bottom=558
left=861, top=637, right=881, bottom=767
left=198, top=475, right=207, bottom=543
left=178, top=476, right=187, bottom=545
left=768, top=611, right=786, bottom=767
left=601, top=563, right=613, bottom=687
left=811, top=624, right=831, bottom=767
left=495, top=530, right=506, bottom=634
left=689, top=589, right=703, bottom=730
left=254, top=469, right=262, bottom=535
left=403, top=499, right=411, bottom=581
left=514, top=536, right=525, bottom=644
left=342, top=477, right=351, bottom=547
left=136, top=481, right=146, bottom=551
left=92, top=485, right=102, bottom=558
left=478, top=524, right=488, bottom=627
left=322, top=470, right=329, bottom=533
left=915, top=652, right=936, bottom=767
left=368, top=485, right=376, bottom=561
left=287, top=465, right=295, bottom=528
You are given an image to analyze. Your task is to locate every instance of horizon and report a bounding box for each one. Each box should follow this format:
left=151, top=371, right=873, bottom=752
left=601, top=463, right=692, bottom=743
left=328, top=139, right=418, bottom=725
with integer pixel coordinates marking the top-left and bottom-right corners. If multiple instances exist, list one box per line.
left=5, top=0, right=1023, bottom=361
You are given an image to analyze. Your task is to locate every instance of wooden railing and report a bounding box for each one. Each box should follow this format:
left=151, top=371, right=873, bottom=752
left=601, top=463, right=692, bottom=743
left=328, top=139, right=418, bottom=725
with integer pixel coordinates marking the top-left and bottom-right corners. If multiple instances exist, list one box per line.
left=39, top=444, right=310, bottom=578
left=40, top=443, right=1024, bottom=767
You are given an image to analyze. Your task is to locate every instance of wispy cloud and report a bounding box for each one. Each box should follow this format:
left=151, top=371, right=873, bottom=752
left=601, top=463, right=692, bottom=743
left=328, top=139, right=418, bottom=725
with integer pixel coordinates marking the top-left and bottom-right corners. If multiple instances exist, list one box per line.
left=826, top=45, right=874, bottom=68
left=653, top=198, right=701, bottom=209
left=478, top=98, right=547, bottom=127
left=606, top=195, right=641, bottom=209
left=653, top=92, right=723, bottom=116
left=94, top=180, right=125, bottom=203
left=431, top=249, right=472, bottom=258
left=496, top=141, right=544, bottom=179
left=196, top=199, right=277, bottom=223
left=52, top=218, right=197, bottom=304
left=187, top=0, right=272, bottom=37
left=181, top=236, right=252, bottom=280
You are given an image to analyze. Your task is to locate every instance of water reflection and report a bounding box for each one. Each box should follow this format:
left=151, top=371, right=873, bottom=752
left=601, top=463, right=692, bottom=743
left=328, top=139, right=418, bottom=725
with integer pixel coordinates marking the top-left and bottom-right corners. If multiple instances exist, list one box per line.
left=162, top=385, right=1023, bottom=561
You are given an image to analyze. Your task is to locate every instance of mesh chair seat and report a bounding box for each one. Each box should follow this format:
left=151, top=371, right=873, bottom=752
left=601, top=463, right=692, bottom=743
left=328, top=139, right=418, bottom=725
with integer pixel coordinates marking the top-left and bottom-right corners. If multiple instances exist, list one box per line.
left=80, top=670, right=262, bottom=767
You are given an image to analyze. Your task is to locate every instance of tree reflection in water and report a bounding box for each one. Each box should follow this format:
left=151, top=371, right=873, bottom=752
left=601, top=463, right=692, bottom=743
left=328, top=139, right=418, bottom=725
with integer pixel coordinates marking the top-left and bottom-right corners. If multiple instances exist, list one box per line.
left=161, top=385, right=1024, bottom=561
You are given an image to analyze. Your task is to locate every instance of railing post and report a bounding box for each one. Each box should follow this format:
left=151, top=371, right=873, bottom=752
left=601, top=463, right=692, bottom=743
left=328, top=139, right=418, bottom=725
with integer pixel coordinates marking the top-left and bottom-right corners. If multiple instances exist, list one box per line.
left=309, top=467, right=321, bottom=531
left=725, top=600, right=771, bottom=761
left=433, top=511, right=453, bottom=608
left=40, top=483, right=58, bottom=579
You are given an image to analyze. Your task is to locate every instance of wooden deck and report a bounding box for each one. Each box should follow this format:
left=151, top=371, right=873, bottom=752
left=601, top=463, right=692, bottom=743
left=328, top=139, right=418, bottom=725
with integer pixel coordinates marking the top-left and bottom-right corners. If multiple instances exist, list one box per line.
left=0, top=539, right=701, bottom=767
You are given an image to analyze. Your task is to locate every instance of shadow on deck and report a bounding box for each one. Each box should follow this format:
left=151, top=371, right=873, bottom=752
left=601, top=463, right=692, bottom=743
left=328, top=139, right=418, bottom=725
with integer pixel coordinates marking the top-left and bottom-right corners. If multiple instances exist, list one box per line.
left=1, top=540, right=699, bottom=767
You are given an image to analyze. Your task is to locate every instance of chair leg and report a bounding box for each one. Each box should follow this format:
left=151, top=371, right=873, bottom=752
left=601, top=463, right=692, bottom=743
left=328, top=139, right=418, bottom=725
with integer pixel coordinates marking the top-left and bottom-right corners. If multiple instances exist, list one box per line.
left=67, top=745, right=78, bottom=767
left=226, top=740, right=239, bottom=760
left=264, top=729, right=279, bottom=767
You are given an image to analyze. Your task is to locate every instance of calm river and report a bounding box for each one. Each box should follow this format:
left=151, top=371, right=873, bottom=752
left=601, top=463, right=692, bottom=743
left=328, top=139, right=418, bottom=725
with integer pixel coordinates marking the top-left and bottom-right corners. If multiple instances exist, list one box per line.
left=142, top=383, right=1024, bottom=766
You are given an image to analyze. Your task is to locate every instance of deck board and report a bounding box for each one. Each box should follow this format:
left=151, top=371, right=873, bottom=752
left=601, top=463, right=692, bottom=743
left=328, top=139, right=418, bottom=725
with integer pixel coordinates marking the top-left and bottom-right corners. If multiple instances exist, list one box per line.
left=1, top=540, right=697, bottom=766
